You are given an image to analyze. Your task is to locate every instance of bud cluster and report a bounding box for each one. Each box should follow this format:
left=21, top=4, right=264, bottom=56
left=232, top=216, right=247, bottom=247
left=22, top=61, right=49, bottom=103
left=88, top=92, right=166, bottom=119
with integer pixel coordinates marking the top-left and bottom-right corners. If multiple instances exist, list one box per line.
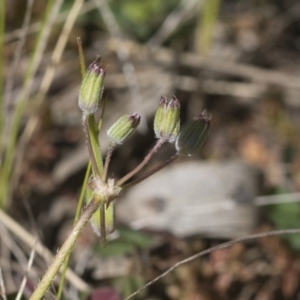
left=77, top=57, right=211, bottom=241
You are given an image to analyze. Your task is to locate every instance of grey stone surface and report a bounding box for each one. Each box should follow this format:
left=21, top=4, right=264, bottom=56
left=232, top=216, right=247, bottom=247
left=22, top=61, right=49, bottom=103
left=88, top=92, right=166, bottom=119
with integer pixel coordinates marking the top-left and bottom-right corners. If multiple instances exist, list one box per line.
left=117, top=160, right=258, bottom=238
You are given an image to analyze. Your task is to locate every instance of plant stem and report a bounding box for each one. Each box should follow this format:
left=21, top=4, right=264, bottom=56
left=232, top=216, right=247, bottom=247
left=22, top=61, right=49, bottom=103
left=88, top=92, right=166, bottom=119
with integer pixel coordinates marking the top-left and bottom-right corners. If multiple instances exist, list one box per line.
left=103, top=143, right=114, bottom=182
left=29, top=200, right=99, bottom=300
left=0, top=0, right=5, bottom=151
left=123, top=152, right=180, bottom=190
left=82, top=113, right=101, bottom=178
left=77, top=37, right=86, bottom=77
left=117, top=138, right=165, bottom=186
left=100, top=204, right=107, bottom=246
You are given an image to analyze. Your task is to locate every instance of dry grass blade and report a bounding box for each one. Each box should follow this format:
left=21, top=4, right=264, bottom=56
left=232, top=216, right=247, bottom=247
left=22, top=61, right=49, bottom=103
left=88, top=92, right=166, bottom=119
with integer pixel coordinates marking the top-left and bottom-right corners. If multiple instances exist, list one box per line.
left=4, top=0, right=97, bottom=44
left=0, top=209, right=90, bottom=292
left=4, top=0, right=34, bottom=106
left=147, top=0, right=201, bottom=47
left=125, top=228, right=300, bottom=300
left=15, top=247, right=36, bottom=300
left=0, top=264, right=7, bottom=300
left=11, top=0, right=84, bottom=195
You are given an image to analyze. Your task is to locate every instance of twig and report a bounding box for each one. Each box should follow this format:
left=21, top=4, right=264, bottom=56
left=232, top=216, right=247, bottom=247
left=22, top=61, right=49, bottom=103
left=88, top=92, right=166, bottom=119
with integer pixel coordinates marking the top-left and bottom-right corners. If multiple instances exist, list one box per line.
left=117, top=138, right=165, bottom=186
left=125, top=228, right=300, bottom=300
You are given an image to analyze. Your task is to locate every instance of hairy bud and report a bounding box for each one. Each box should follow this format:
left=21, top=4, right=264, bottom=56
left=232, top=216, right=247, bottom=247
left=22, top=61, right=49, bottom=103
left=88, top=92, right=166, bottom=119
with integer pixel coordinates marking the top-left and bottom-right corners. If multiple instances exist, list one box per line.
left=78, top=57, right=106, bottom=114
left=107, top=113, right=141, bottom=144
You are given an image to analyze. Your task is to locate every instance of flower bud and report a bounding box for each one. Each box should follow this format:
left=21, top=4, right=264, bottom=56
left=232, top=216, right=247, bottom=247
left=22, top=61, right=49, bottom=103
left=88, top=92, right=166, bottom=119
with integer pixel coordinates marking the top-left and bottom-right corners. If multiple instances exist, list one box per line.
left=78, top=57, right=106, bottom=114
left=154, top=95, right=180, bottom=142
left=175, top=111, right=210, bottom=156
left=107, top=113, right=141, bottom=144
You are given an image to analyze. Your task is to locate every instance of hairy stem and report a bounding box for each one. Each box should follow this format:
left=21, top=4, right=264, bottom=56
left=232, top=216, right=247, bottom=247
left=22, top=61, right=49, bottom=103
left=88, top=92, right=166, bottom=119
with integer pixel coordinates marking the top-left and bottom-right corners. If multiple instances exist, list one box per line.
left=82, top=113, right=101, bottom=178
left=29, top=200, right=99, bottom=300
left=102, top=143, right=114, bottom=182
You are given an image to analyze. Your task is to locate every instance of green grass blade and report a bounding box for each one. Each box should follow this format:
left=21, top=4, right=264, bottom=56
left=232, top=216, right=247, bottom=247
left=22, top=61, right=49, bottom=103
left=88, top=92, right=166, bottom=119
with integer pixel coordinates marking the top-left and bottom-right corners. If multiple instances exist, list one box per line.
left=196, top=0, right=221, bottom=55
left=0, top=0, right=5, bottom=151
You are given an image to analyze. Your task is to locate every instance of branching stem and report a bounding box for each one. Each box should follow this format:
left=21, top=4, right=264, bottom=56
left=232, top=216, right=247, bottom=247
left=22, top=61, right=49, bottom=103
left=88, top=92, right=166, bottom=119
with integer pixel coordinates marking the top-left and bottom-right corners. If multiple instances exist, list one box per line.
left=117, top=138, right=165, bottom=186
left=29, top=200, right=100, bottom=300
left=123, top=152, right=180, bottom=190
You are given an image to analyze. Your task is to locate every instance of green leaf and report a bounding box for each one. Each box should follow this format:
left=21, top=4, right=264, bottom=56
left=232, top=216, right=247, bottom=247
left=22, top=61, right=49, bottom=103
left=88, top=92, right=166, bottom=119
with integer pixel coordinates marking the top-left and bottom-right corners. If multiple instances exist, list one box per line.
left=95, top=240, right=136, bottom=257
left=119, top=227, right=153, bottom=249
left=267, top=201, right=300, bottom=250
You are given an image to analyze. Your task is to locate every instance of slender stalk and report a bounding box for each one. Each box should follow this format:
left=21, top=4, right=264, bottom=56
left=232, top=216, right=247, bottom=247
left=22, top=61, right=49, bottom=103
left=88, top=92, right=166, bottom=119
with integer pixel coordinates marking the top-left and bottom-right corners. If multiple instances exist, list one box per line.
left=88, top=115, right=104, bottom=175
left=57, top=40, right=88, bottom=299
left=103, top=143, right=114, bottom=182
left=117, top=138, right=165, bottom=186
left=29, top=200, right=100, bottom=300
left=82, top=114, right=101, bottom=178
left=77, top=37, right=86, bottom=77
left=123, top=152, right=180, bottom=190
left=0, top=0, right=5, bottom=145
left=125, top=227, right=300, bottom=300
left=100, top=204, right=107, bottom=246
left=56, top=164, right=92, bottom=299
left=57, top=99, right=107, bottom=296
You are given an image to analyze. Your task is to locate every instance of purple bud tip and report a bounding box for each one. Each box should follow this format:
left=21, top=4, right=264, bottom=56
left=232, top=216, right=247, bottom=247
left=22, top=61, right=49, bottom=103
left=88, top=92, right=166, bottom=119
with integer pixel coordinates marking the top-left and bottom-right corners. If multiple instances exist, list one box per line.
left=159, top=96, right=168, bottom=105
left=194, top=110, right=210, bottom=122
left=88, top=57, right=106, bottom=75
left=169, top=95, right=180, bottom=108
left=129, top=112, right=141, bottom=125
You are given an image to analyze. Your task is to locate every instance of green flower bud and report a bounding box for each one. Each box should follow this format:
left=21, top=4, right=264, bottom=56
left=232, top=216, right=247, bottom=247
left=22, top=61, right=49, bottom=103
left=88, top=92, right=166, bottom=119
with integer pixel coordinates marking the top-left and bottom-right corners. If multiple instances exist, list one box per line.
left=78, top=57, right=106, bottom=114
left=154, top=95, right=180, bottom=142
left=175, top=111, right=210, bottom=156
left=107, top=113, right=141, bottom=144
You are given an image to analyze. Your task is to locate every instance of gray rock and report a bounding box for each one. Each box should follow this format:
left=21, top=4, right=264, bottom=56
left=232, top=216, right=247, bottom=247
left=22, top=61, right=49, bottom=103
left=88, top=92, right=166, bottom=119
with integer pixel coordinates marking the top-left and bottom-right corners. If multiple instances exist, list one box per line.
left=117, top=160, right=258, bottom=238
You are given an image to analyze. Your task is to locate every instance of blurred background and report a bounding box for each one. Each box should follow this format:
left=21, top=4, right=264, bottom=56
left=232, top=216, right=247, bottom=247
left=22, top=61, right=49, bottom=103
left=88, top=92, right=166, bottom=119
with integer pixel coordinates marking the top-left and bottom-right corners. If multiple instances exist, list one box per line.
left=2, top=0, right=300, bottom=299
